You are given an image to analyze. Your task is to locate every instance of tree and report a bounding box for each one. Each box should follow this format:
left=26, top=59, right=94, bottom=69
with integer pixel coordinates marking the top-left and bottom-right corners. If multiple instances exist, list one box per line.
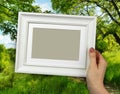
left=51, top=0, right=120, bottom=25
left=0, top=0, right=41, bottom=40
left=51, top=0, right=120, bottom=52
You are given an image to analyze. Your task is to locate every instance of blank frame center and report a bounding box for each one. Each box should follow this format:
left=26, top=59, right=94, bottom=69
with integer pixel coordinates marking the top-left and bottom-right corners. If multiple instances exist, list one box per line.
left=32, top=28, right=80, bottom=60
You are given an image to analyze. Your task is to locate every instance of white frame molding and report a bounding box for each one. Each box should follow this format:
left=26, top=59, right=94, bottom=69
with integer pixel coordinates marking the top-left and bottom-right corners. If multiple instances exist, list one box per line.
left=15, top=12, right=96, bottom=77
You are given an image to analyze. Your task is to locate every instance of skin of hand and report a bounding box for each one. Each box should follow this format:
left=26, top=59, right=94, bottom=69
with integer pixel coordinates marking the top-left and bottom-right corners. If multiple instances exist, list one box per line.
left=86, top=48, right=109, bottom=94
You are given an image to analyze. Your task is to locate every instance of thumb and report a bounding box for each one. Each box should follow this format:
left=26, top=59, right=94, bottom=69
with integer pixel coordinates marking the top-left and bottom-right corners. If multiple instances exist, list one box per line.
left=89, top=47, right=97, bottom=68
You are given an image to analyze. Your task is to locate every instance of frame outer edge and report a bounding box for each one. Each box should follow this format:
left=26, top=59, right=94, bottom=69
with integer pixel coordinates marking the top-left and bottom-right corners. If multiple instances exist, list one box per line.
left=15, top=12, right=21, bottom=72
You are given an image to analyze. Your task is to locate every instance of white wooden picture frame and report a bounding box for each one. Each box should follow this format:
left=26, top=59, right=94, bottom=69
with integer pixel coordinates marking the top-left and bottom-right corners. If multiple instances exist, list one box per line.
left=15, top=12, right=96, bottom=77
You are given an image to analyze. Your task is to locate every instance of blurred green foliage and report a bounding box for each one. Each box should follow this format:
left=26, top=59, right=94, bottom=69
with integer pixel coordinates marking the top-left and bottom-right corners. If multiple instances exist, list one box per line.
left=0, top=0, right=41, bottom=40
left=51, top=0, right=120, bottom=53
left=0, top=44, right=120, bottom=93
left=0, top=45, right=14, bottom=90
left=103, top=50, right=120, bottom=89
left=0, top=45, right=89, bottom=94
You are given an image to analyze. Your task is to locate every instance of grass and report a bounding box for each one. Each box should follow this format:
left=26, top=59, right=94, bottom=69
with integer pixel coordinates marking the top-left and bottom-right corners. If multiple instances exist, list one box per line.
left=0, top=73, right=89, bottom=94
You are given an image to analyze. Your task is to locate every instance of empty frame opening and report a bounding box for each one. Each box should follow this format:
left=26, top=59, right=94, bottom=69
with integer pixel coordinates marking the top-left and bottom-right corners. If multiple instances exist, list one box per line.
left=32, top=28, right=80, bottom=60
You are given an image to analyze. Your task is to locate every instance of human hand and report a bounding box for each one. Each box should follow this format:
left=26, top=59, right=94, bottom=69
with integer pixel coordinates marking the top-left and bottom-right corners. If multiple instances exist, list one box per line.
left=86, top=48, right=109, bottom=94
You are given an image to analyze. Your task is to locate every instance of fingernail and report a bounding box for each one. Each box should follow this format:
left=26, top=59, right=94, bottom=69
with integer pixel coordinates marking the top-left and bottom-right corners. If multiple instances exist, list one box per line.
left=90, top=47, right=94, bottom=53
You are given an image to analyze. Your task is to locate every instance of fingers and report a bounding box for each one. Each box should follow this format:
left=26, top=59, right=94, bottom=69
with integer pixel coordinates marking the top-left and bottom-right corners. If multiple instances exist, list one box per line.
left=89, top=47, right=97, bottom=68
left=89, top=47, right=107, bottom=72
left=97, top=51, right=107, bottom=70
left=89, top=48, right=107, bottom=70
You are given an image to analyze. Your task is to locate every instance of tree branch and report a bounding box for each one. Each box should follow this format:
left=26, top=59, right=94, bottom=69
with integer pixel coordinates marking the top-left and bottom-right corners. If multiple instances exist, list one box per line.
left=110, top=0, right=120, bottom=18
left=94, top=2, right=120, bottom=25
left=83, top=0, right=120, bottom=25
left=103, top=32, right=120, bottom=45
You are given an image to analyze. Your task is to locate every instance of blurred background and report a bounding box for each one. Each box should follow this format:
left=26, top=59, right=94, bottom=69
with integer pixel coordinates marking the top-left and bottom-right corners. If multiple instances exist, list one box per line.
left=0, top=0, right=120, bottom=94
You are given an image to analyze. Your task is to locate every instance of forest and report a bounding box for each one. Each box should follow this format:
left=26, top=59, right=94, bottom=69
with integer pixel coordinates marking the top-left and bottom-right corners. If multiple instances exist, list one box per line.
left=0, top=0, right=120, bottom=94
